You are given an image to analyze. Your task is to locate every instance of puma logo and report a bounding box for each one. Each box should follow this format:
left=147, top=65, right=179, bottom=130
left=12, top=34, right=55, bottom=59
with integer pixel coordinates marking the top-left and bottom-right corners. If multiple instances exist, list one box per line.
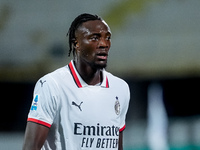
left=72, top=101, right=83, bottom=111
left=40, top=80, right=46, bottom=87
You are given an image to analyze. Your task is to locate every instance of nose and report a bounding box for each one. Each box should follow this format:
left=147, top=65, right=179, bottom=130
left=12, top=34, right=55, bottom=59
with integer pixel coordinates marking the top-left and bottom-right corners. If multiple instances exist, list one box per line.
left=98, top=38, right=109, bottom=48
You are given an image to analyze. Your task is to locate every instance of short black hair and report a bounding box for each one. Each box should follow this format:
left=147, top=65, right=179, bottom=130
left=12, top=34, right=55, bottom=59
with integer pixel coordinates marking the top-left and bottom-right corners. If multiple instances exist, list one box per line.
left=67, top=13, right=102, bottom=57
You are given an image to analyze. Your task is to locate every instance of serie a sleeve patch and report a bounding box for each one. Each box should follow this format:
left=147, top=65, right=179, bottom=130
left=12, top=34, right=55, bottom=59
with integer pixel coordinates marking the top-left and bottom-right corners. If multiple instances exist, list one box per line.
left=30, top=94, right=39, bottom=111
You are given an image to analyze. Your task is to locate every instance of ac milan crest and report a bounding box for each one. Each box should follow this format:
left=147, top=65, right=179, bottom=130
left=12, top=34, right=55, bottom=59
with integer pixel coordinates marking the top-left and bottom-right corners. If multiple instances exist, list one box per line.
left=114, top=96, right=120, bottom=115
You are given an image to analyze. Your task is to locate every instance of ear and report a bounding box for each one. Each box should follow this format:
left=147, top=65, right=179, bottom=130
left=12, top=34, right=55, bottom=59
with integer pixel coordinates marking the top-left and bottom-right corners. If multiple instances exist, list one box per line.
left=74, top=40, right=80, bottom=50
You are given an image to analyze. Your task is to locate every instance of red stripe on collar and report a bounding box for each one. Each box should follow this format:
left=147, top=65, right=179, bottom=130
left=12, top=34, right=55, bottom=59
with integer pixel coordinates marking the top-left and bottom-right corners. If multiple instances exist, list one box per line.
left=68, top=62, right=82, bottom=88
left=69, top=61, right=109, bottom=88
left=106, top=76, right=109, bottom=88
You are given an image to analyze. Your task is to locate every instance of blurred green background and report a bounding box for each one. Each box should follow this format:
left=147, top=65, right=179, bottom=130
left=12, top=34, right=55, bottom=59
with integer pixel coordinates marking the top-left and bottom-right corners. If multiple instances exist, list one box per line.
left=1, top=0, right=200, bottom=149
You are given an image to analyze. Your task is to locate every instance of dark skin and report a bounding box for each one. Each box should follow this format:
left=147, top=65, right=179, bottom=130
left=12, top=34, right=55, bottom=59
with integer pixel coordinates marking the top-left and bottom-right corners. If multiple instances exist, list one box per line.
left=22, top=20, right=124, bottom=150
left=74, top=20, right=111, bottom=85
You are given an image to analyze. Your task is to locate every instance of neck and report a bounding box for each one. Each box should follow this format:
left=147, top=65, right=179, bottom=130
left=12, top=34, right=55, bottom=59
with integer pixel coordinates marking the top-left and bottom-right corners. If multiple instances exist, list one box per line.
left=73, top=60, right=102, bottom=85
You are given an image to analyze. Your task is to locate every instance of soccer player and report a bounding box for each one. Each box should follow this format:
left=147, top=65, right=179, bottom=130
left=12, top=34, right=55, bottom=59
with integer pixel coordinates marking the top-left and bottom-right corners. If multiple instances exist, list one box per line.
left=22, top=13, right=130, bottom=150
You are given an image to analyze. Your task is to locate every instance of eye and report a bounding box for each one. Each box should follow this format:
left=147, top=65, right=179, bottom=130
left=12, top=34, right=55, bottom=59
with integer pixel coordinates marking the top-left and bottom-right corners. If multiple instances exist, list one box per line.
left=106, top=36, right=111, bottom=40
left=90, top=35, right=99, bottom=41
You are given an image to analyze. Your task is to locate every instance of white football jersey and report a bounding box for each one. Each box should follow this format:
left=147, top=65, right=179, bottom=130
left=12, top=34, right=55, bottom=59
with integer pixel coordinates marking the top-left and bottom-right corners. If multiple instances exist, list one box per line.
left=28, top=60, right=130, bottom=150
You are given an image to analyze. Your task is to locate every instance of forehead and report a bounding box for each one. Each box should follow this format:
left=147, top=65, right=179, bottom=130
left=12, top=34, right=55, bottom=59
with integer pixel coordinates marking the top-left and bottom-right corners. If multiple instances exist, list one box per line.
left=76, top=20, right=111, bottom=35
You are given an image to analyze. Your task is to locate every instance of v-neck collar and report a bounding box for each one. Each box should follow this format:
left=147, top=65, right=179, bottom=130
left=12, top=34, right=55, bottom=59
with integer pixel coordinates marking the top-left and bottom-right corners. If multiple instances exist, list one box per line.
left=68, top=60, right=109, bottom=88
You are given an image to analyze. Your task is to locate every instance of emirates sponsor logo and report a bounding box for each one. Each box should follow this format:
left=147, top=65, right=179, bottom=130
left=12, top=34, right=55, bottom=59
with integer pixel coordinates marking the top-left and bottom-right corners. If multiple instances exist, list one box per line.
left=74, top=123, right=119, bottom=148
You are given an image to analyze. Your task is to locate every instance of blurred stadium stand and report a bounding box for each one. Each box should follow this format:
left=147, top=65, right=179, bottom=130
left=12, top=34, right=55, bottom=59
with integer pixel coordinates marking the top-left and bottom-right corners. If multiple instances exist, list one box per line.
left=1, top=0, right=200, bottom=149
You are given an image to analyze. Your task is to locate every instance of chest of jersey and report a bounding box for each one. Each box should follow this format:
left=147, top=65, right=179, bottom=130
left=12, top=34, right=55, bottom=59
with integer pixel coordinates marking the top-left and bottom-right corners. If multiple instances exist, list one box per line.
left=57, top=84, right=122, bottom=149
left=61, top=85, right=121, bottom=125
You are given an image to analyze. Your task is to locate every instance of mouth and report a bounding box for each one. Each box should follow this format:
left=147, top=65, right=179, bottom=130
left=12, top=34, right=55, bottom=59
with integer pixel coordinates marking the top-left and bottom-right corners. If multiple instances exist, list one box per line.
left=96, top=52, right=108, bottom=60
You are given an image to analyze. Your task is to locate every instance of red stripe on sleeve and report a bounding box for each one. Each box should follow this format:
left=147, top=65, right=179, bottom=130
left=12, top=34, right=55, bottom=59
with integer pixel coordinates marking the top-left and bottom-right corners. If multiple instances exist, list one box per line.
left=27, top=118, right=51, bottom=128
left=119, top=125, right=126, bottom=132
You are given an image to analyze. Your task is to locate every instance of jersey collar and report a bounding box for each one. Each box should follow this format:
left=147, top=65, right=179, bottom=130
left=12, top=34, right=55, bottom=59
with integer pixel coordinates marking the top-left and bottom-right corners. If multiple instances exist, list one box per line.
left=68, top=60, right=109, bottom=88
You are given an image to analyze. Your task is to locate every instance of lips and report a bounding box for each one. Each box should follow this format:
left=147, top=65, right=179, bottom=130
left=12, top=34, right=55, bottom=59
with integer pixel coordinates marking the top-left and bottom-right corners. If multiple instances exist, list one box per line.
left=96, top=52, right=108, bottom=60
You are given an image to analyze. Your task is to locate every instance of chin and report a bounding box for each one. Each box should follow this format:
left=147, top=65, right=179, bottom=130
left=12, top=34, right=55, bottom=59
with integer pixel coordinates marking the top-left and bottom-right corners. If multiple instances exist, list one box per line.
left=94, top=63, right=107, bottom=69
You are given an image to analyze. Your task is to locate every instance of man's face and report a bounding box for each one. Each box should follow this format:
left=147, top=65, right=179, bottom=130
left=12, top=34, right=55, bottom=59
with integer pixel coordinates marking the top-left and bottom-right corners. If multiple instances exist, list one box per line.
left=75, top=20, right=111, bottom=69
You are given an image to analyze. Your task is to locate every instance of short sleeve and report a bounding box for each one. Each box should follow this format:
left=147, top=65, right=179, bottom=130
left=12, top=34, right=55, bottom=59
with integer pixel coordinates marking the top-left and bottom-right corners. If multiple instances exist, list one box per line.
left=28, top=75, right=59, bottom=128
left=119, top=82, right=130, bottom=132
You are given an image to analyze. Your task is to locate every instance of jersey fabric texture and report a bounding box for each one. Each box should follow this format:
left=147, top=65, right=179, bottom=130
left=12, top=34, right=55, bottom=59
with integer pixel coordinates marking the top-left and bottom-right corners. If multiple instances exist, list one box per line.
left=28, top=60, right=130, bottom=150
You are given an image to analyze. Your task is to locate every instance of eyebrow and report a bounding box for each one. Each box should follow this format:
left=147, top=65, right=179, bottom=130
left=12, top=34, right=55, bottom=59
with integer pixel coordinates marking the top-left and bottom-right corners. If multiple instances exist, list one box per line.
left=90, top=32, right=111, bottom=36
left=91, top=33, right=101, bottom=36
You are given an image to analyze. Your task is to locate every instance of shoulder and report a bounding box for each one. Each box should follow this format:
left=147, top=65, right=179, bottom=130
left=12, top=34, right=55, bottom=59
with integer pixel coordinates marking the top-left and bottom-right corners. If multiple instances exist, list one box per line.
left=105, top=71, right=130, bottom=105
left=48, top=65, right=69, bottom=78
left=43, top=65, right=69, bottom=80
left=105, top=71, right=129, bottom=89
left=35, top=65, right=69, bottom=87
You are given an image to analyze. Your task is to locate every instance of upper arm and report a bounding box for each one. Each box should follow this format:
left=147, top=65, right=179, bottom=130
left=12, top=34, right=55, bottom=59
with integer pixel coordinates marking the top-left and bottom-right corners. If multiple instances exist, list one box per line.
left=118, top=131, right=123, bottom=150
left=22, top=122, right=49, bottom=150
